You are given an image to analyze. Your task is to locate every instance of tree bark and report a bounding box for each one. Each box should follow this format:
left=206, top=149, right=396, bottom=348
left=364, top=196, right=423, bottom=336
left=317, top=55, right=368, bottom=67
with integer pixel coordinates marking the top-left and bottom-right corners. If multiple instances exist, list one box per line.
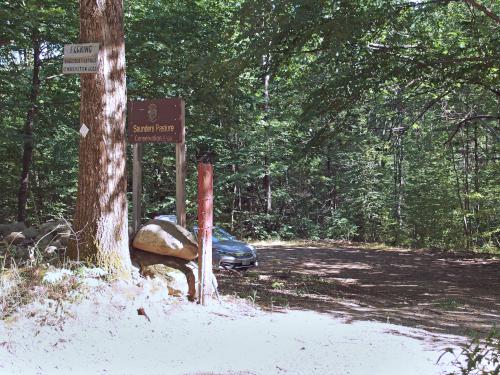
left=67, top=0, right=131, bottom=275
left=17, top=35, right=41, bottom=223
left=393, top=131, right=404, bottom=242
left=197, top=161, right=215, bottom=305
left=231, top=163, right=238, bottom=231
left=463, top=125, right=471, bottom=247
left=262, top=53, right=272, bottom=213
left=263, top=158, right=272, bottom=213
left=473, top=123, right=481, bottom=242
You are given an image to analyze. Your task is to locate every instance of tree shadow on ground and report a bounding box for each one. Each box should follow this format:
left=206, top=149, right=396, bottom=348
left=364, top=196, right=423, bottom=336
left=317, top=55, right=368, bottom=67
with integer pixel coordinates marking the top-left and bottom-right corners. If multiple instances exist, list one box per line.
left=217, top=243, right=500, bottom=338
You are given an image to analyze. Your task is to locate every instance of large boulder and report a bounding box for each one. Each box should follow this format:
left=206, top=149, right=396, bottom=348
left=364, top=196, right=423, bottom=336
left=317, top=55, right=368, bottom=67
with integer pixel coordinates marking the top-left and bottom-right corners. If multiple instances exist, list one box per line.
left=132, top=219, right=198, bottom=260
left=4, top=231, right=25, bottom=245
left=131, top=249, right=198, bottom=300
left=0, top=222, right=27, bottom=237
left=0, top=224, right=9, bottom=236
left=22, top=227, right=38, bottom=240
left=140, top=264, right=189, bottom=296
left=38, top=219, right=68, bottom=238
left=34, top=219, right=70, bottom=250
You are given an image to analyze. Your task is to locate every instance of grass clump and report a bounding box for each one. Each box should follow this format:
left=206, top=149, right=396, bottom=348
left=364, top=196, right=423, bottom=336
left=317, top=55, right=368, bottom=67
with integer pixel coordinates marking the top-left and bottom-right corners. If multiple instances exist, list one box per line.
left=438, top=328, right=499, bottom=374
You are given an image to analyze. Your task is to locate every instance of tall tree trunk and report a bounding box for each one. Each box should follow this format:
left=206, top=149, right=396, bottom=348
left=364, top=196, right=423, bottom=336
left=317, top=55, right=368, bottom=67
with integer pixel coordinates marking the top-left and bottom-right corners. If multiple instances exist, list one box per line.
left=17, top=35, right=41, bottom=223
left=231, top=163, right=238, bottom=231
left=262, top=53, right=272, bottom=213
left=67, top=0, right=131, bottom=275
left=473, top=123, right=481, bottom=243
left=263, top=157, right=271, bottom=213
left=450, top=146, right=468, bottom=242
left=463, top=126, right=471, bottom=247
left=393, top=131, right=404, bottom=242
left=326, top=146, right=338, bottom=211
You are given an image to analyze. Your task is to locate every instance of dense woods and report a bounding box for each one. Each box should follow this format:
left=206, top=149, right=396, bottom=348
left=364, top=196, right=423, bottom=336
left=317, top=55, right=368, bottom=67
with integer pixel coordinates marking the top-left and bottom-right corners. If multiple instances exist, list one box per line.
left=0, top=0, right=498, bottom=252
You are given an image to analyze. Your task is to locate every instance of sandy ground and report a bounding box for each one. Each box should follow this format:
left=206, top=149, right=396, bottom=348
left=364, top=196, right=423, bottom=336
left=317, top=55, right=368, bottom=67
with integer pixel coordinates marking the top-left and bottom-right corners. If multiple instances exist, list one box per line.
left=0, top=274, right=461, bottom=375
left=3, top=242, right=498, bottom=375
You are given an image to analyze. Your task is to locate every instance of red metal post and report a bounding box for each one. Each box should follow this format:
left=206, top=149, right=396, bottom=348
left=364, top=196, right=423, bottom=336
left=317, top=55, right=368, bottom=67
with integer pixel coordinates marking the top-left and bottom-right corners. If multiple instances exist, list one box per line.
left=197, top=161, right=214, bottom=305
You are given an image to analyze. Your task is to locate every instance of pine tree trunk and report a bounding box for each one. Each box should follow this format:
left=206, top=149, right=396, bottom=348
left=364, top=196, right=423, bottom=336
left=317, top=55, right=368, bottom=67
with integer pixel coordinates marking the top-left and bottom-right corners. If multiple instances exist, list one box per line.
left=393, top=132, right=404, bottom=243
left=67, top=0, right=131, bottom=275
left=263, top=158, right=271, bottom=213
left=473, top=124, right=481, bottom=244
left=464, top=126, right=471, bottom=247
left=17, top=35, right=41, bottom=223
left=231, top=163, right=238, bottom=231
left=262, top=53, right=272, bottom=214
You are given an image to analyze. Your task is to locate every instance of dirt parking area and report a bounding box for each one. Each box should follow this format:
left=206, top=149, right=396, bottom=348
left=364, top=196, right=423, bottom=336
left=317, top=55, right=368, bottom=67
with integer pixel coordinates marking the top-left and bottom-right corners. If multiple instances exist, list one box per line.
left=2, top=241, right=497, bottom=375
left=217, top=241, right=500, bottom=337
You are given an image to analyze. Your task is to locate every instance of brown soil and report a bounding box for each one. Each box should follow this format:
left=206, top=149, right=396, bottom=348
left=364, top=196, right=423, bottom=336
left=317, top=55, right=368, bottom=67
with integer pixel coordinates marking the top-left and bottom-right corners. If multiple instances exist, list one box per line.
left=217, top=242, right=500, bottom=337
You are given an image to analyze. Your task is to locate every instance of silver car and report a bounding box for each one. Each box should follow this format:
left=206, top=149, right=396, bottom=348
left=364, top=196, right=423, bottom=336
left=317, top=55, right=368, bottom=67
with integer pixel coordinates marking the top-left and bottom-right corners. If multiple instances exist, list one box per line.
left=194, top=226, right=258, bottom=270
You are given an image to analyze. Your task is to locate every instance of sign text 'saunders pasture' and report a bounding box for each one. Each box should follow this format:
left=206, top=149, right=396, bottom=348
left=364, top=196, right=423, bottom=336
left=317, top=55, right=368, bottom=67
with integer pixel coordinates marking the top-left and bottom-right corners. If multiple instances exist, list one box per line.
left=128, top=99, right=185, bottom=144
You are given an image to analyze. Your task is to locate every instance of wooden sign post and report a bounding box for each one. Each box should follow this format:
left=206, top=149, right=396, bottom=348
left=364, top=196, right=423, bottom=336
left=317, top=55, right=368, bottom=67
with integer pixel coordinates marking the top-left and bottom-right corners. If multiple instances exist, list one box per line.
left=175, top=103, right=186, bottom=228
left=128, top=98, right=186, bottom=233
left=197, top=159, right=214, bottom=305
left=132, top=143, right=143, bottom=234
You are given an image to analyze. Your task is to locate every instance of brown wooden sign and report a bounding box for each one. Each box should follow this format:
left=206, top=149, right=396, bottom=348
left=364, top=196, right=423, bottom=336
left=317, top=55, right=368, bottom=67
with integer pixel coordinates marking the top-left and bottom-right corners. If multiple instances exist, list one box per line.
left=128, top=98, right=184, bottom=143
left=130, top=97, right=187, bottom=232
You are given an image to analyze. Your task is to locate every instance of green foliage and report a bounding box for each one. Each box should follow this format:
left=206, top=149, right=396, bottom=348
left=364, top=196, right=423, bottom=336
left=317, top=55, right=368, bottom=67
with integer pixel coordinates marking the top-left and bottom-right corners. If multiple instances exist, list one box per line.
left=0, top=0, right=498, bottom=252
left=0, top=0, right=79, bottom=223
left=439, top=328, right=500, bottom=375
left=324, top=211, right=358, bottom=241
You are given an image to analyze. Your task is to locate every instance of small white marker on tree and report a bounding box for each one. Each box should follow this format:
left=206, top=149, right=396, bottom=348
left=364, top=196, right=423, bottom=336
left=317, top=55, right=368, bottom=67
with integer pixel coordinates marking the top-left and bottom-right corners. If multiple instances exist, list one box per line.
left=80, top=124, right=89, bottom=138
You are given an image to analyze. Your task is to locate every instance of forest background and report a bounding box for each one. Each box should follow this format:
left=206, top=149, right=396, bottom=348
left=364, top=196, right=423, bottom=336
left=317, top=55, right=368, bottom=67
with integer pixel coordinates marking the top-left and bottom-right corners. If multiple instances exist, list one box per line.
left=0, top=0, right=498, bottom=252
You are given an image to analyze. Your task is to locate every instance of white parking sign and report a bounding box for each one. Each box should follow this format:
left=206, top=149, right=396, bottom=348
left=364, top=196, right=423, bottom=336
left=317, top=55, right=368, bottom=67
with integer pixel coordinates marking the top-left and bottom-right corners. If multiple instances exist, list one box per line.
left=63, top=43, right=99, bottom=74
